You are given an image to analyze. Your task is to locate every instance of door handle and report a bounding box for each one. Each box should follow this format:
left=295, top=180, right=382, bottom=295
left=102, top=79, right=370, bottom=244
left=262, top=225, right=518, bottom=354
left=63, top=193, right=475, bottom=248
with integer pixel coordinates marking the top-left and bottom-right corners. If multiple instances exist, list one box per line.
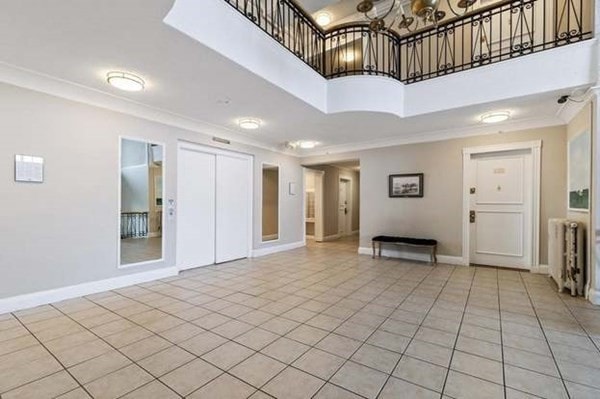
left=470, top=211, right=476, bottom=223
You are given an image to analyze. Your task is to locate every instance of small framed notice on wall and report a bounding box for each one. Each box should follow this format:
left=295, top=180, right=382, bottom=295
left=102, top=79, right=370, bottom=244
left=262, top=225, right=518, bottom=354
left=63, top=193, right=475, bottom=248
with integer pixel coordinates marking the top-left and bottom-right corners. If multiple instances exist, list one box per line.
left=15, top=154, right=44, bottom=183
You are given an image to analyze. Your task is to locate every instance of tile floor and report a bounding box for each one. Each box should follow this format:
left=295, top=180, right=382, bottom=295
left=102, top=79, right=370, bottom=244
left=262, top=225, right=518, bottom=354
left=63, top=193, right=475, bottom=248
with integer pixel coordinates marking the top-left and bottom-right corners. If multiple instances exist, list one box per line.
left=2, top=237, right=600, bottom=398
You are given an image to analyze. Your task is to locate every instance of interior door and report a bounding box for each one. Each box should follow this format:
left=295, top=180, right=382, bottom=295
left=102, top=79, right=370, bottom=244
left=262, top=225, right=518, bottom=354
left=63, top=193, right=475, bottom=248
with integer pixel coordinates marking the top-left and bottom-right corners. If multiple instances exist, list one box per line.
left=338, top=179, right=349, bottom=236
left=216, top=154, right=250, bottom=263
left=469, top=150, right=532, bottom=269
left=176, top=148, right=216, bottom=270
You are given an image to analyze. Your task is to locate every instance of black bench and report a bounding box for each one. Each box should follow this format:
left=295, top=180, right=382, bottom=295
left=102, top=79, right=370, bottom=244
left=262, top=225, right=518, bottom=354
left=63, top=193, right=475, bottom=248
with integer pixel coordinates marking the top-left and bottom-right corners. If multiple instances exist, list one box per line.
left=372, top=236, right=438, bottom=264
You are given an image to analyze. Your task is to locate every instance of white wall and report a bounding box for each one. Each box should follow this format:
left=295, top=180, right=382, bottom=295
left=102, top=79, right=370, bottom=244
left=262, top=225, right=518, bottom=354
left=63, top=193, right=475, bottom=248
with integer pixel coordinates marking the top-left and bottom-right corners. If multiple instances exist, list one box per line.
left=0, top=83, right=304, bottom=300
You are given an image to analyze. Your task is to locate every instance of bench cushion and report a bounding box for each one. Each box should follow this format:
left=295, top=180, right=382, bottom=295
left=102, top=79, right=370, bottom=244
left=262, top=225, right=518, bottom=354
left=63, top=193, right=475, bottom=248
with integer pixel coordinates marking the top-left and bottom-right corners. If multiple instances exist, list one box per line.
left=372, top=236, right=437, bottom=246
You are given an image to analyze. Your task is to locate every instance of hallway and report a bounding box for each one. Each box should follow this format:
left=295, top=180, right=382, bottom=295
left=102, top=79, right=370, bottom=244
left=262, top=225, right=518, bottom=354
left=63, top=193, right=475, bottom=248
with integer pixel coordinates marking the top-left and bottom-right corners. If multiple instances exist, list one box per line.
left=1, top=244, right=600, bottom=398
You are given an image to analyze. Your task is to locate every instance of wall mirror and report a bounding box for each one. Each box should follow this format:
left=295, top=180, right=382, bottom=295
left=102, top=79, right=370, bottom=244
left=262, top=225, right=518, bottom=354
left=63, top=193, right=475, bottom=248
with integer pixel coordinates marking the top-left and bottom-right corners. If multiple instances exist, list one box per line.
left=120, top=138, right=164, bottom=266
left=262, top=163, right=279, bottom=242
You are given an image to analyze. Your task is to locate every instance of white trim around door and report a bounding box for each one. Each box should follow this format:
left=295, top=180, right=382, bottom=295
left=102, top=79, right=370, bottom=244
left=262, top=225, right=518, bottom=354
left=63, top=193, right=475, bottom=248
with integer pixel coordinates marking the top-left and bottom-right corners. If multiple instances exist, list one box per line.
left=462, top=140, right=542, bottom=269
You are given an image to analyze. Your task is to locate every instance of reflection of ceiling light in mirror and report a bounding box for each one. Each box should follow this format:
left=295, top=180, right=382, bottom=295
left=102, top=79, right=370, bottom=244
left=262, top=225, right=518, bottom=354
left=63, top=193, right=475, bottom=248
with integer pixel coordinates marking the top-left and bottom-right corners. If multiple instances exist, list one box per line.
left=238, top=118, right=261, bottom=130
left=342, top=52, right=355, bottom=63
left=299, top=141, right=318, bottom=149
left=480, top=111, right=511, bottom=124
left=106, top=71, right=145, bottom=91
left=315, top=12, right=332, bottom=26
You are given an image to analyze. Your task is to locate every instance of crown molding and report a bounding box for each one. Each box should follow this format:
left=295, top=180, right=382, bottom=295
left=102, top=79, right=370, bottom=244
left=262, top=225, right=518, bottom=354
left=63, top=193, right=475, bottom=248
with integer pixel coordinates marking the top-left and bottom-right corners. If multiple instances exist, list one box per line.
left=301, top=115, right=565, bottom=157
left=0, top=61, right=296, bottom=157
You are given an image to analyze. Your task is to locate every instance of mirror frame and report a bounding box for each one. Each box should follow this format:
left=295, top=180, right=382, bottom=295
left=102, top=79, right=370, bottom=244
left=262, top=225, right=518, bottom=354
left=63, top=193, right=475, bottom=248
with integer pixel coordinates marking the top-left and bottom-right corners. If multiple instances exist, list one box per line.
left=118, top=136, right=166, bottom=268
left=261, top=162, right=281, bottom=243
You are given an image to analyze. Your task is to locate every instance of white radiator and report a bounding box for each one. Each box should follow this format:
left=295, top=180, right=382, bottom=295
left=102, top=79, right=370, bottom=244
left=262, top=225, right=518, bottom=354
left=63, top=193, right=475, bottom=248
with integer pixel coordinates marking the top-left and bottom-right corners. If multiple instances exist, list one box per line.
left=548, top=219, right=585, bottom=296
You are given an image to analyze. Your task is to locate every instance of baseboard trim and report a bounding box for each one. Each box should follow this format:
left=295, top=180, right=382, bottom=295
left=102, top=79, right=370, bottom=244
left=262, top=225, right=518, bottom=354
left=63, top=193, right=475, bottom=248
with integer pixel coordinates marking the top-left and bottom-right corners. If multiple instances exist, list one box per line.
left=357, top=247, right=467, bottom=266
left=252, top=241, right=305, bottom=257
left=323, top=234, right=341, bottom=242
left=588, top=288, right=600, bottom=305
left=261, top=234, right=279, bottom=241
left=530, top=264, right=549, bottom=274
left=0, top=267, right=179, bottom=314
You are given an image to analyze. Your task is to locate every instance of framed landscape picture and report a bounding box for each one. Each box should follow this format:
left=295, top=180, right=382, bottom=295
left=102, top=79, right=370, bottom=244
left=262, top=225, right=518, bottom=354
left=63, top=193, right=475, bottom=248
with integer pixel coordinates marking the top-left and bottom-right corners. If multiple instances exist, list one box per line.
left=389, top=173, right=424, bottom=198
left=568, top=130, right=590, bottom=212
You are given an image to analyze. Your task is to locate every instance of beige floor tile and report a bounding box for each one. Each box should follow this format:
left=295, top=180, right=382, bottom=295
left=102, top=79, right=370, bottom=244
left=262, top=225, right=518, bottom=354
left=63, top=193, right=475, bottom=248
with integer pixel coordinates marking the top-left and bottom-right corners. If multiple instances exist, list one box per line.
left=192, top=313, right=232, bottom=330
left=84, top=364, right=153, bottom=399
left=334, top=321, right=377, bottom=342
left=285, top=324, right=329, bottom=345
left=0, top=334, right=38, bottom=357
left=230, top=352, right=286, bottom=387
left=260, top=317, right=301, bottom=335
left=504, top=365, right=568, bottom=399
left=451, top=351, right=503, bottom=384
left=444, top=370, right=504, bottom=399
left=557, top=359, right=600, bottom=389
left=504, top=347, right=559, bottom=377
left=330, top=361, right=387, bottom=398
left=0, top=352, right=64, bottom=392
left=316, top=334, right=362, bottom=359
left=202, top=341, right=255, bottom=370
left=350, top=344, right=401, bottom=373
left=188, top=373, right=256, bottom=399
left=178, top=330, right=228, bottom=356
left=263, top=367, right=325, bottom=399
left=0, top=345, right=49, bottom=371
left=455, top=336, right=502, bottom=361
left=55, top=387, right=92, bottom=398
left=313, top=383, right=363, bottom=398
left=69, top=350, right=131, bottom=384
left=102, top=326, right=152, bottom=349
left=119, top=335, right=172, bottom=361
left=234, top=327, right=279, bottom=350
left=121, top=381, right=179, bottom=399
left=160, top=358, right=222, bottom=396
left=293, top=348, right=345, bottom=379
left=565, top=381, right=600, bottom=399
left=158, top=322, right=204, bottom=343
left=138, top=346, right=195, bottom=377
left=393, top=355, right=447, bottom=392
left=366, top=330, right=410, bottom=353
left=379, top=377, right=440, bottom=399
left=54, top=340, right=113, bottom=368
left=2, top=370, right=78, bottom=399
left=211, top=319, right=254, bottom=339
left=261, top=337, right=310, bottom=364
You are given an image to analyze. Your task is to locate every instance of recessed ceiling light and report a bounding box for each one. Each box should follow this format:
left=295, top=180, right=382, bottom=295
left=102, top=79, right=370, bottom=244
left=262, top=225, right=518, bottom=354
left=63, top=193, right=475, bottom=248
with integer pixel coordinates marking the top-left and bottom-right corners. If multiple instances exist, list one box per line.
left=481, top=111, right=511, bottom=124
left=315, top=12, right=332, bottom=26
left=238, top=118, right=261, bottom=130
left=106, top=71, right=145, bottom=92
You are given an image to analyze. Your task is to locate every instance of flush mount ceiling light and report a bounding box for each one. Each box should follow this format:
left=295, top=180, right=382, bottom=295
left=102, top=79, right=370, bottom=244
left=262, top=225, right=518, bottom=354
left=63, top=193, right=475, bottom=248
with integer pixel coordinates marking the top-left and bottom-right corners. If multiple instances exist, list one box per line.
left=481, top=111, right=511, bottom=124
left=356, top=0, right=476, bottom=32
left=299, top=140, right=319, bottom=149
left=106, top=71, right=145, bottom=92
left=238, top=118, right=261, bottom=130
left=315, top=12, right=332, bottom=26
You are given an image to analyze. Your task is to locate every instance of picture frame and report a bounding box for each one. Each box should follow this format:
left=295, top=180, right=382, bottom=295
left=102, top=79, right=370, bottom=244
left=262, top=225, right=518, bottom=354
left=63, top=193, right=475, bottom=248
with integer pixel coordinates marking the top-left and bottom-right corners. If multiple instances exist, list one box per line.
left=389, top=173, right=424, bottom=198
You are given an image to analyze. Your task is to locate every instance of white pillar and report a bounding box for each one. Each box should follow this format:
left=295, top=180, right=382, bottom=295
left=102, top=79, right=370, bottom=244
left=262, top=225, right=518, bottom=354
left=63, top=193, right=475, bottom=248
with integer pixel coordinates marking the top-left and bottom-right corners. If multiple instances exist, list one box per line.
left=591, top=91, right=600, bottom=303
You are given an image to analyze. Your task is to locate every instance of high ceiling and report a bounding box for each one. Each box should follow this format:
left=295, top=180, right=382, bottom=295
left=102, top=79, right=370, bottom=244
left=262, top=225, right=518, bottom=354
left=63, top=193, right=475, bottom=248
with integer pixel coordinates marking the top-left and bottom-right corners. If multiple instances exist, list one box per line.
left=0, top=0, right=575, bottom=155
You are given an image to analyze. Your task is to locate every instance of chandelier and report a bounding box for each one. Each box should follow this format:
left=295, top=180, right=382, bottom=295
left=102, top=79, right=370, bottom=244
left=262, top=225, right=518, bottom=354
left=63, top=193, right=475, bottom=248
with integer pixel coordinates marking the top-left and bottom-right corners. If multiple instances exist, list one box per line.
left=356, top=0, right=477, bottom=32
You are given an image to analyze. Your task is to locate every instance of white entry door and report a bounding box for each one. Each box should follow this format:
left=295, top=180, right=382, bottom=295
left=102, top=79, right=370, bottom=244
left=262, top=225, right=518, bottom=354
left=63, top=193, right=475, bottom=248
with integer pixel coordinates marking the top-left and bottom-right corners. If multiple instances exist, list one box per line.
left=216, top=154, right=251, bottom=263
left=176, top=148, right=216, bottom=270
left=468, top=150, right=533, bottom=269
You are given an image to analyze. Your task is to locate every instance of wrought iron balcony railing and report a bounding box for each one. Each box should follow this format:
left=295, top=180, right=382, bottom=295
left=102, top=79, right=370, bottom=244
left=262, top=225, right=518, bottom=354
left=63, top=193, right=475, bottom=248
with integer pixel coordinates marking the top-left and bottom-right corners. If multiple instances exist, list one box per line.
left=224, top=0, right=592, bottom=84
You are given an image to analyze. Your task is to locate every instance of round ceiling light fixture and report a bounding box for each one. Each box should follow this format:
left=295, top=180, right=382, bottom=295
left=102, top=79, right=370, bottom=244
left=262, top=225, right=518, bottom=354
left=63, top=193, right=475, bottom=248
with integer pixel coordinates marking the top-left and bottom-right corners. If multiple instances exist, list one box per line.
left=315, top=12, right=332, bottom=26
left=299, top=140, right=319, bottom=149
left=106, top=71, right=145, bottom=92
left=481, top=111, right=511, bottom=124
left=238, top=118, right=261, bottom=130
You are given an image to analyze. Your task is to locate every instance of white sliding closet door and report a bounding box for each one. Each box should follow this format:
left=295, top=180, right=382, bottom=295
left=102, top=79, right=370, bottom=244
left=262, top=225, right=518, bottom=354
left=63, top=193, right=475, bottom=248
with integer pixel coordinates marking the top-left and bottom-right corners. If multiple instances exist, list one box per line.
left=176, top=148, right=216, bottom=270
left=216, top=154, right=251, bottom=263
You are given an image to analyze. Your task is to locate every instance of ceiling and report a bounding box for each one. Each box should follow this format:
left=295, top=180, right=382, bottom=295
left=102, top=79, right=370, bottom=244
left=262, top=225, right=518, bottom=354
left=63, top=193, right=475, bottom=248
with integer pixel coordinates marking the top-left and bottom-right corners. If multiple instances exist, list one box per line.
left=0, top=0, right=574, bottom=155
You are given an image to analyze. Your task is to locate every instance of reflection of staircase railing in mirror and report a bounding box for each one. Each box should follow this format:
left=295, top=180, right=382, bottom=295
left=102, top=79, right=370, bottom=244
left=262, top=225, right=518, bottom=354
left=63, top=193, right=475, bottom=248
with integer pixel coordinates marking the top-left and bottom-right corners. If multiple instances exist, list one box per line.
left=223, top=0, right=592, bottom=83
left=121, top=212, right=149, bottom=239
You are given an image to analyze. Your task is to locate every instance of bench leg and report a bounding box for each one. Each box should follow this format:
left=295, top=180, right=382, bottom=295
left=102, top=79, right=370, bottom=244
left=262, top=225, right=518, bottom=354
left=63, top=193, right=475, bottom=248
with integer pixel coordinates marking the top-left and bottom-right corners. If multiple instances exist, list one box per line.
left=433, top=246, right=438, bottom=264
left=378, top=242, right=382, bottom=258
left=372, top=241, right=375, bottom=259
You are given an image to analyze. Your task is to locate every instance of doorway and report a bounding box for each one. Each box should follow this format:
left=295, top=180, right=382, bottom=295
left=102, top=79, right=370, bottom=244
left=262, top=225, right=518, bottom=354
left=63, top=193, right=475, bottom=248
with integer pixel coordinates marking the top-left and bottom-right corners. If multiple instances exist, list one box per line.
left=338, top=178, right=352, bottom=236
left=176, top=142, right=253, bottom=271
left=304, top=168, right=324, bottom=242
left=463, top=142, right=541, bottom=269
